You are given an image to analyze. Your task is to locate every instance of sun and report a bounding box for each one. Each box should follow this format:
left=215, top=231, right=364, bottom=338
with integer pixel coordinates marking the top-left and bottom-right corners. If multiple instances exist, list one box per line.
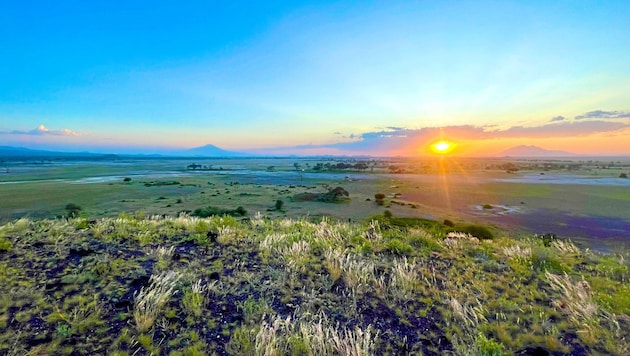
left=430, top=140, right=454, bottom=154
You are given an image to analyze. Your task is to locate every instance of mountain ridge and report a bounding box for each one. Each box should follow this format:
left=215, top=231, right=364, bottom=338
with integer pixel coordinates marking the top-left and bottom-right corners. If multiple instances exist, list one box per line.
left=499, top=145, right=576, bottom=157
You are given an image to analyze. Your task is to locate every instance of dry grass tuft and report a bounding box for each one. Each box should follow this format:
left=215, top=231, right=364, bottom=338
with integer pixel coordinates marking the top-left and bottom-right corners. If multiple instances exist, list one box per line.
left=503, top=245, right=532, bottom=260
left=546, top=272, right=597, bottom=325
left=255, top=313, right=377, bottom=356
left=134, top=271, right=182, bottom=332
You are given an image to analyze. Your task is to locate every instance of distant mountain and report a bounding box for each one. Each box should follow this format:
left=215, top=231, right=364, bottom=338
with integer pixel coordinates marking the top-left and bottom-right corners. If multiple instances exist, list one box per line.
left=0, top=146, right=106, bottom=158
left=499, top=145, right=576, bottom=157
left=181, top=144, right=248, bottom=157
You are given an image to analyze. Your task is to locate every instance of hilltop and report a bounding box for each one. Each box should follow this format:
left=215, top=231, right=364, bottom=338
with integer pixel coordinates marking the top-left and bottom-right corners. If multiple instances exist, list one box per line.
left=0, top=213, right=628, bottom=355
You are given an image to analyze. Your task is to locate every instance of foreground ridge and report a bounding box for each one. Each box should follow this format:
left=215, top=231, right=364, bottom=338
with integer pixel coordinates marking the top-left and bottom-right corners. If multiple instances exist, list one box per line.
left=0, top=214, right=628, bottom=355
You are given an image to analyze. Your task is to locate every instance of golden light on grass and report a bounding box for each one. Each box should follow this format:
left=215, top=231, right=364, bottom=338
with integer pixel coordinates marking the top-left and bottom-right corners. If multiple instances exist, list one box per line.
left=430, top=140, right=454, bottom=154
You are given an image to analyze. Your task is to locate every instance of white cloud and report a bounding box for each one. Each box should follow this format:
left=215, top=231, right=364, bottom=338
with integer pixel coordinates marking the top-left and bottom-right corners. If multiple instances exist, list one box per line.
left=6, top=124, right=81, bottom=137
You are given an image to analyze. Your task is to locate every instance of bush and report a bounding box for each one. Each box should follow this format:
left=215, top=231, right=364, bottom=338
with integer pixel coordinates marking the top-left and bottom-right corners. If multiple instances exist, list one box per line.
left=443, top=219, right=454, bottom=227
left=475, top=333, right=505, bottom=356
left=0, top=236, right=11, bottom=251
left=65, top=203, right=82, bottom=218
left=293, top=186, right=350, bottom=203
left=123, top=177, right=132, bottom=182
left=192, top=206, right=247, bottom=218
left=275, top=199, right=284, bottom=211
left=482, top=204, right=493, bottom=210
left=384, top=239, right=414, bottom=256
left=383, top=210, right=393, bottom=218
left=459, top=224, right=494, bottom=240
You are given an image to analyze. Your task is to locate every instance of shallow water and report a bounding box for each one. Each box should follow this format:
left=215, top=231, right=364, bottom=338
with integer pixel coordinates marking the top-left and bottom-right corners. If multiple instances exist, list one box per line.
left=494, top=173, right=630, bottom=186
left=484, top=209, right=630, bottom=252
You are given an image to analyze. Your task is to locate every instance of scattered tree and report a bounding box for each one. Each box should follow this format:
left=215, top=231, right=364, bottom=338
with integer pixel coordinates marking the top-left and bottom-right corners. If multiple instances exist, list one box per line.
left=620, top=173, right=628, bottom=179
left=65, top=203, right=82, bottom=218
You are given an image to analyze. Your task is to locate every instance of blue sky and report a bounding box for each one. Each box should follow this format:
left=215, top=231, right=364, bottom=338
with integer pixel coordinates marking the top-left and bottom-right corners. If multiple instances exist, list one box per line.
left=1, top=1, right=629, bottom=155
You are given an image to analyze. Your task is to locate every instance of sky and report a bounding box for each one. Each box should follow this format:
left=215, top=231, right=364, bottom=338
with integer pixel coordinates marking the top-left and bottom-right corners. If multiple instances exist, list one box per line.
left=1, top=0, right=629, bottom=156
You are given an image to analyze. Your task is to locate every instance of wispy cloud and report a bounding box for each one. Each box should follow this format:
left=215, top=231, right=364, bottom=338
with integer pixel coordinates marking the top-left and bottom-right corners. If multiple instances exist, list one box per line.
left=497, top=120, right=628, bottom=138
left=5, top=125, right=81, bottom=137
left=550, top=115, right=565, bottom=122
left=575, top=110, right=630, bottom=120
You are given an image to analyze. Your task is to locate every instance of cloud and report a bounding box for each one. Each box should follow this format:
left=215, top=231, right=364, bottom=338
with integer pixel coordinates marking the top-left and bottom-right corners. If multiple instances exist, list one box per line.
left=575, top=110, right=630, bottom=120
left=279, top=118, right=630, bottom=155
left=550, top=115, right=565, bottom=122
left=6, top=124, right=80, bottom=137
left=495, top=120, right=629, bottom=138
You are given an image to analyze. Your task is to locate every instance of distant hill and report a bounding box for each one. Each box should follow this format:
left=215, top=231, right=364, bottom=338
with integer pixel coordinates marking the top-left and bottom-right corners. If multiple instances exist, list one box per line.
left=0, top=146, right=106, bottom=158
left=181, top=144, right=248, bottom=157
left=499, top=145, right=576, bottom=157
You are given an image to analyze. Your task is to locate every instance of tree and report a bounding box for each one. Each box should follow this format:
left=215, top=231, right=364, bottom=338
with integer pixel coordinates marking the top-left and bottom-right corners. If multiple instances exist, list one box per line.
left=620, top=173, right=628, bottom=179
left=325, top=186, right=349, bottom=202
left=293, top=162, right=301, bottom=171
left=65, top=203, right=82, bottom=218
left=374, top=193, right=386, bottom=206
left=275, top=199, right=284, bottom=211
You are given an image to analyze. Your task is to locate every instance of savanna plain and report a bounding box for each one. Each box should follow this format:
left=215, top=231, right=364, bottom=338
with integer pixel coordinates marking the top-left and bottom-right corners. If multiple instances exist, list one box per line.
left=1, top=156, right=629, bottom=355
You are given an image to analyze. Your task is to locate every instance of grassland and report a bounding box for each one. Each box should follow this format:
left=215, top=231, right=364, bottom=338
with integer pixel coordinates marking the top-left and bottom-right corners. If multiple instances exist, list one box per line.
left=0, top=213, right=628, bottom=355
left=2, top=157, right=629, bottom=253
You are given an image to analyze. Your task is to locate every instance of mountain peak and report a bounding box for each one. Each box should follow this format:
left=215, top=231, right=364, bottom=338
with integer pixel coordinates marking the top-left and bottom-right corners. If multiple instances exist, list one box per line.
left=184, top=144, right=246, bottom=157
left=499, top=145, right=576, bottom=157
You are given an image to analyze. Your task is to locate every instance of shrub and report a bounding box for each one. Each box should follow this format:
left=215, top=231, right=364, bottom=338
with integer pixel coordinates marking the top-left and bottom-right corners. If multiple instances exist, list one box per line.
left=475, top=333, right=506, bottom=356
left=293, top=186, right=350, bottom=203
left=0, top=236, right=11, bottom=251
left=123, top=177, right=132, bottom=182
left=459, top=224, right=494, bottom=240
left=383, top=210, right=393, bottom=219
left=192, top=206, right=247, bottom=217
left=482, top=204, right=493, bottom=210
left=275, top=199, right=284, bottom=211
left=531, top=249, right=566, bottom=273
left=65, top=203, right=82, bottom=218
left=443, top=219, right=455, bottom=227
left=374, top=193, right=386, bottom=205
left=385, top=239, right=414, bottom=256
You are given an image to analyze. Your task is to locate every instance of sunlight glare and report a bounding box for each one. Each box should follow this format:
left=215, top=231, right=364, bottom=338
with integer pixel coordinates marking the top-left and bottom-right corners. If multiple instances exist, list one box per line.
left=431, top=140, right=453, bottom=154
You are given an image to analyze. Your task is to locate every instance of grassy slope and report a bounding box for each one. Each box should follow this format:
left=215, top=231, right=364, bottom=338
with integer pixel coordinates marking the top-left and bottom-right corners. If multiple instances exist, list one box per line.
left=0, top=214, right=629, bottom=355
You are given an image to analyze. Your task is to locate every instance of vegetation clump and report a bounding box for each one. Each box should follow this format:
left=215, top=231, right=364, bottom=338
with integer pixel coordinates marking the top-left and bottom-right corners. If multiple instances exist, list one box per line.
left=143, top=180, right=180, bottom=187
left=191, top=205, right=247, bottom=217
left=457, top=224, right=495, bottom=240
left=374, top=193, right=386, bottom=206
left=293, top=186, right=350, bottom=203
left=65, top=203, right=82, bottom=218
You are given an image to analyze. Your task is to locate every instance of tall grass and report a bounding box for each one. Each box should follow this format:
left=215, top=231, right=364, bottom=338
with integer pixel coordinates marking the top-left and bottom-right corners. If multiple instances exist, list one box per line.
left=134, top=271, right=182, bottom=332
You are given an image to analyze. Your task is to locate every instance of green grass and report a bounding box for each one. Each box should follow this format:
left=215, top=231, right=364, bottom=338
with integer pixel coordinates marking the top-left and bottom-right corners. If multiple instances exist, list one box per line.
left=0, top=214, right=628, bottom=354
